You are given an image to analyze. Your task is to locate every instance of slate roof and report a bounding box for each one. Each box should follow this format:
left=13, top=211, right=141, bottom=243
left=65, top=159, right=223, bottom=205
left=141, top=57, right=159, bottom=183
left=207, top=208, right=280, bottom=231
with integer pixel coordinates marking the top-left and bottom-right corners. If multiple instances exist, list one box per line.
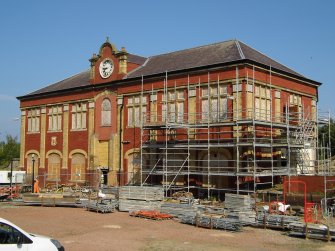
left=128, top=53, right=147, bottom=65
left=26, top=70, right=91, bottom=96
left=127, top=40, right=303, bottom=78
left=18, top=40, right=318, bottom=99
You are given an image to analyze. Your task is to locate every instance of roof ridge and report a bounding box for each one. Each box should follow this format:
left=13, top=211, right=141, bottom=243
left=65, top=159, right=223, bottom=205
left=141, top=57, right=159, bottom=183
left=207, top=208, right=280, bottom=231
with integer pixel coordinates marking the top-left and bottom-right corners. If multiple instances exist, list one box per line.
left=235, top=40, right=245, bottom=59
left=148, top=39, right=236, bottom=58
left=125, top=57, right=151, bottom=79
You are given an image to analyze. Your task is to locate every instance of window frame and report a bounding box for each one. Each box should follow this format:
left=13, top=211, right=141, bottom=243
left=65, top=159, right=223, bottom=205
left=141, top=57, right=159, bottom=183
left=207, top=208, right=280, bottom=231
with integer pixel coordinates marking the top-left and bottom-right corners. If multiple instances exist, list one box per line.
left=71, top=103, right=87, bottom=131
left=47, top=106, right=62, bottom=132
left=127, top=95, right=147, bottom=128
left=27, top=108, right=40, bottom=133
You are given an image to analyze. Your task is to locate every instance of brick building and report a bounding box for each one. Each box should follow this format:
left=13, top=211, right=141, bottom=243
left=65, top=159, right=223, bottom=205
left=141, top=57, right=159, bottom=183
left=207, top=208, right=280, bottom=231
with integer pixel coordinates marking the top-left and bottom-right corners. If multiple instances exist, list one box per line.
left=17, top=38, right=323, bottom=197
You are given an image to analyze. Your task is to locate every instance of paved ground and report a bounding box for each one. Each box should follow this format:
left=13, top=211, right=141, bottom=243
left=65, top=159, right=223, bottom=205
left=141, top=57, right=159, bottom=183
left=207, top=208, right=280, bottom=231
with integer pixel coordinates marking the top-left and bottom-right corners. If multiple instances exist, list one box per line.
left=0, top=202, right=333, bottom=251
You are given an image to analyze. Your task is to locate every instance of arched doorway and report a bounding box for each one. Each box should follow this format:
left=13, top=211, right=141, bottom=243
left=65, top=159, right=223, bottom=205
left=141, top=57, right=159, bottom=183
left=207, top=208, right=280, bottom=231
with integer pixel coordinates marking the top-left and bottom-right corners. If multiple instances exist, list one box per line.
left=71, top=153, right=86, bottom=183
left=201, top=150, right=230, bottom=190
left=47, top=153, right=61, bottom=181
left=27, top=153, right=39, bottom=178
left=127, top=152, right=141, bottom=185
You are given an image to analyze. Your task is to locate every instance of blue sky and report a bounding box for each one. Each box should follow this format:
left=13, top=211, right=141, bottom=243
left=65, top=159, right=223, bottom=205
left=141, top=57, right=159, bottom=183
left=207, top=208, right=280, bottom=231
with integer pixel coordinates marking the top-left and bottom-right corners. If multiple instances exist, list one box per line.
left=0, top=0, right=334, bottom=141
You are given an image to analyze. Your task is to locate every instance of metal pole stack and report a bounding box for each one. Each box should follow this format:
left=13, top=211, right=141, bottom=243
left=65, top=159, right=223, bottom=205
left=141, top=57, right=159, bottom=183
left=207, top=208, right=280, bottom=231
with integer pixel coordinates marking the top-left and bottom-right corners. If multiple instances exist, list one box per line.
left=118, top=186, right=164, bottom=212
left=224, top=193, right=256, bottom=225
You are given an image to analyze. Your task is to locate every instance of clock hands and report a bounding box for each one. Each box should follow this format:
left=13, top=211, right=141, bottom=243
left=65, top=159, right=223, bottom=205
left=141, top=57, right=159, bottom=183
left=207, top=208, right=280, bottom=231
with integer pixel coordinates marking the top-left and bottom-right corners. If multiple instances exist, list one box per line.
left=100, top=59, right=114, bottom=78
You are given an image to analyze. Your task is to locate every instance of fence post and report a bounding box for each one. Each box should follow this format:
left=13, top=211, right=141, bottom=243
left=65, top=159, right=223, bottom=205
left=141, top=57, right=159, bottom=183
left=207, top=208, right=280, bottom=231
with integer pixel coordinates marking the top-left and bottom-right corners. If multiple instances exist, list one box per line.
left=44, top=172, right=46, bottom=190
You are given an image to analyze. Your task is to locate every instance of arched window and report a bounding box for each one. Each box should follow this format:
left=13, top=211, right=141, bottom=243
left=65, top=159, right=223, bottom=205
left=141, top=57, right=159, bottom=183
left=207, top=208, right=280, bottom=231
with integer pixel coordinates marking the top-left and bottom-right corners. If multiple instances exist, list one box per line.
left=47, top=153, right=61, bottom=181
left=101, top=98, right=111, bottom=126
left=201, top=151, right=229, bottom=188
left=71, top=153, right=86, bottom=182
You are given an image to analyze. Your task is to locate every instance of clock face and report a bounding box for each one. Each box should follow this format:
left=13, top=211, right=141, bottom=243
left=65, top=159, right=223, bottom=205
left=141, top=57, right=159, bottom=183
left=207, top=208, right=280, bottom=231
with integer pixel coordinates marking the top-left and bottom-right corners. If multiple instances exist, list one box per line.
left=99, top=58, right=114, bottom=78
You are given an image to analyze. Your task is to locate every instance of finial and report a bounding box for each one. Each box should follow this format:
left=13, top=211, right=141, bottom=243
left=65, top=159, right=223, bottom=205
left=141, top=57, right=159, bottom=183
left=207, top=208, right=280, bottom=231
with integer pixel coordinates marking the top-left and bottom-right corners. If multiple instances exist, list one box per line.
left=106, top=36, right=110, bottom=43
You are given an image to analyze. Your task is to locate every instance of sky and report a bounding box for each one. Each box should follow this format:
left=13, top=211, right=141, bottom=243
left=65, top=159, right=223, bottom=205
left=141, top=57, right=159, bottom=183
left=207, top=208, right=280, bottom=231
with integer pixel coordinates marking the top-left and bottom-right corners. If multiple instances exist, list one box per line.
left=0, top=0, right=334, bottom=141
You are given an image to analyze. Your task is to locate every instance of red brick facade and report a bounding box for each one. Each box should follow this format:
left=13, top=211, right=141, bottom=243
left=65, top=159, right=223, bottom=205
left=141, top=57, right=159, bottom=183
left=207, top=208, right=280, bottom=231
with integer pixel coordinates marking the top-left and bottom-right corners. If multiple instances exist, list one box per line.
left=18, top=39, right=321, bottom=193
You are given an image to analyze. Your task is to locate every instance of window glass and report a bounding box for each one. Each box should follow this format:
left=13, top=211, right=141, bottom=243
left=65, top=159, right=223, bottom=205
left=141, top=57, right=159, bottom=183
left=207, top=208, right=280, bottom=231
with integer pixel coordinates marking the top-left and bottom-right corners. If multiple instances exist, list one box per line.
left=101, top=99, right=111, bottom=126
left=71, top=103, right=87, bottom=130
left=0, top=223, right=31, bottom=244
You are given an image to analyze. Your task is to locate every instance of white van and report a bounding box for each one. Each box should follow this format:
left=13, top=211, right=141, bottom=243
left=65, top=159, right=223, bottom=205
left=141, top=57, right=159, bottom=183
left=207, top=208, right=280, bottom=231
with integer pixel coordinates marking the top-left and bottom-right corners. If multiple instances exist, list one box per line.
left=0, top=218, right=64, bottom=251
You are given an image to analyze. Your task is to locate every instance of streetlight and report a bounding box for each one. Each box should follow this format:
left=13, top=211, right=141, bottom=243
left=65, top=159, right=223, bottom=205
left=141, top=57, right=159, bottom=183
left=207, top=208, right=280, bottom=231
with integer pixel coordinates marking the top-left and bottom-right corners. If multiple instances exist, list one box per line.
left=10, top=158, right=13, bottom=198
left=31, top=154, right=35, bottom=193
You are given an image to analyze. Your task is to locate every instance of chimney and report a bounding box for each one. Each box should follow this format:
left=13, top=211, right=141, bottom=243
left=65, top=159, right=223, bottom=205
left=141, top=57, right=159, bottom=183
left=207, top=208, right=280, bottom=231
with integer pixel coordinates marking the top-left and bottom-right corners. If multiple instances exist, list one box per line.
left=89, top=53, right=99, bottom=83
left=118, top=47, right=128, bottom=75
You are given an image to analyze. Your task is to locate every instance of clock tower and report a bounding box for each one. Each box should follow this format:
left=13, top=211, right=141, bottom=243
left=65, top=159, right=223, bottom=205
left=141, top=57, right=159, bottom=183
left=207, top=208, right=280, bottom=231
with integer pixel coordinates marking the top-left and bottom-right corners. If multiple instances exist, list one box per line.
left=89, top=37, right=128, bottom=84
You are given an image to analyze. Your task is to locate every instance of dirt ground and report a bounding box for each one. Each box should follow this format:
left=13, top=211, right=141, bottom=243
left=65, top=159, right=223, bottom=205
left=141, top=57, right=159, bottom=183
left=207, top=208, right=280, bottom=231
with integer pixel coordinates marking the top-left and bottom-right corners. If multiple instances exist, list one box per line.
left=0, top=202, right=333, bottom=251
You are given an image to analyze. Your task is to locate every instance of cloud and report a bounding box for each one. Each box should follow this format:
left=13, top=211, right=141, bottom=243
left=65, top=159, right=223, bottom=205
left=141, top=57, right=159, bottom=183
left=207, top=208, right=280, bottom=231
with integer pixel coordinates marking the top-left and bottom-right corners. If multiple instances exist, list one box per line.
left=0, top=94, right=16, bottom=101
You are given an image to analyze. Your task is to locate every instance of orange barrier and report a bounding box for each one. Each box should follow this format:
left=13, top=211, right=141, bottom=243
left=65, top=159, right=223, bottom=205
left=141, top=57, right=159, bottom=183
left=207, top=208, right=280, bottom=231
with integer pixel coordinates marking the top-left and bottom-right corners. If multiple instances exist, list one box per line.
left=129, top=210, right=173, bottom=220
left=0, top=185, right=22, bottom=199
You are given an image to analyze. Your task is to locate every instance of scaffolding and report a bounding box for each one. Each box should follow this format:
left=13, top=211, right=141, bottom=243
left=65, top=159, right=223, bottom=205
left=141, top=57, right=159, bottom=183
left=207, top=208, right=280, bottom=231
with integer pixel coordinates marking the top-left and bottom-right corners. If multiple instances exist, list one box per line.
left=136, top=68, right=333, bottom=200
left=316, top=110, right=335, bottom=222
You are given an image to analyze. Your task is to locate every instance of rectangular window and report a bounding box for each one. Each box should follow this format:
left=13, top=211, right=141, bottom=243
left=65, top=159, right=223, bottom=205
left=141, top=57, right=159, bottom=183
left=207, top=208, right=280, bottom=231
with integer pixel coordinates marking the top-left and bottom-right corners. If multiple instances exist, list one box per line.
left=219, top=98, right=228, bottom=120
left=128, top=107, right=133, bottom=126
left=202, top=99, right=209, bottom=121
left=161, top=90, right=184, bottom=124
left=134, top=106, right=140, bottom=127
left=177, top=90, right=184, bottom=99
left=220, top=86, right=228, bottom=95
left=247, top=84, right=253, bottom=92
left=169, top=92, right=175, bottom=100
left=261, top=99, right=266, bottom=120
left=233, top=84, right=242, bottom=92
left=254, top=85, right=271, bottom=121
left=311, top=99, right=316, bottom=121
left=266, top=99, right=271, bottom=121
left=127, top=95, right=147, bottom=127
left=255, top=98, right=260, bottom=120
left=289, top=93, right=302, bottom=121
left=211, top=86, right=218, bottom=96
left=202, top=87, right=208, bottom=97
left=168, top=103, right=176, bottom=122
left=202, top=85, right=228, bottom=122
left=162, top=104, right=167, bottom=122
left=211, top=98, right=218, bottom=121
left=27, top=108, right=40, bottom=133
left=71, top=103, right=87, bottom=130
left=48, top=105, right=62, bottom=131
left=177, top=102, right=183, bottom=123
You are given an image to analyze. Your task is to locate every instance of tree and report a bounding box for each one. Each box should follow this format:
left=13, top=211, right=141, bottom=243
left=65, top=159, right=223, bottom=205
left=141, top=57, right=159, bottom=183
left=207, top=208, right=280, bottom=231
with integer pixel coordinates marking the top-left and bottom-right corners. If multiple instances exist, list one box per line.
left=318, top=118, right=335, bottom=157
left=0, top=135, right=20, bottom=168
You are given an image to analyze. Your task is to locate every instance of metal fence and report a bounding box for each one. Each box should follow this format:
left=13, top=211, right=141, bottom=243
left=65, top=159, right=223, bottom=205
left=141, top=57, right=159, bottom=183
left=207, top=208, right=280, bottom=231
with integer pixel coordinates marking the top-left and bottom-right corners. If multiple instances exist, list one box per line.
left=22, top=170, right=102, bottom=191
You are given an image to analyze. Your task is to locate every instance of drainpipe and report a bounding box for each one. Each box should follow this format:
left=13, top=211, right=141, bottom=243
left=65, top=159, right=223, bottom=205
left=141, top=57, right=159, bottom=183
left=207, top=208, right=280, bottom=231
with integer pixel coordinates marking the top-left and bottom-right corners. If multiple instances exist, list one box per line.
left=118, top=97, right=123, bottom=186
